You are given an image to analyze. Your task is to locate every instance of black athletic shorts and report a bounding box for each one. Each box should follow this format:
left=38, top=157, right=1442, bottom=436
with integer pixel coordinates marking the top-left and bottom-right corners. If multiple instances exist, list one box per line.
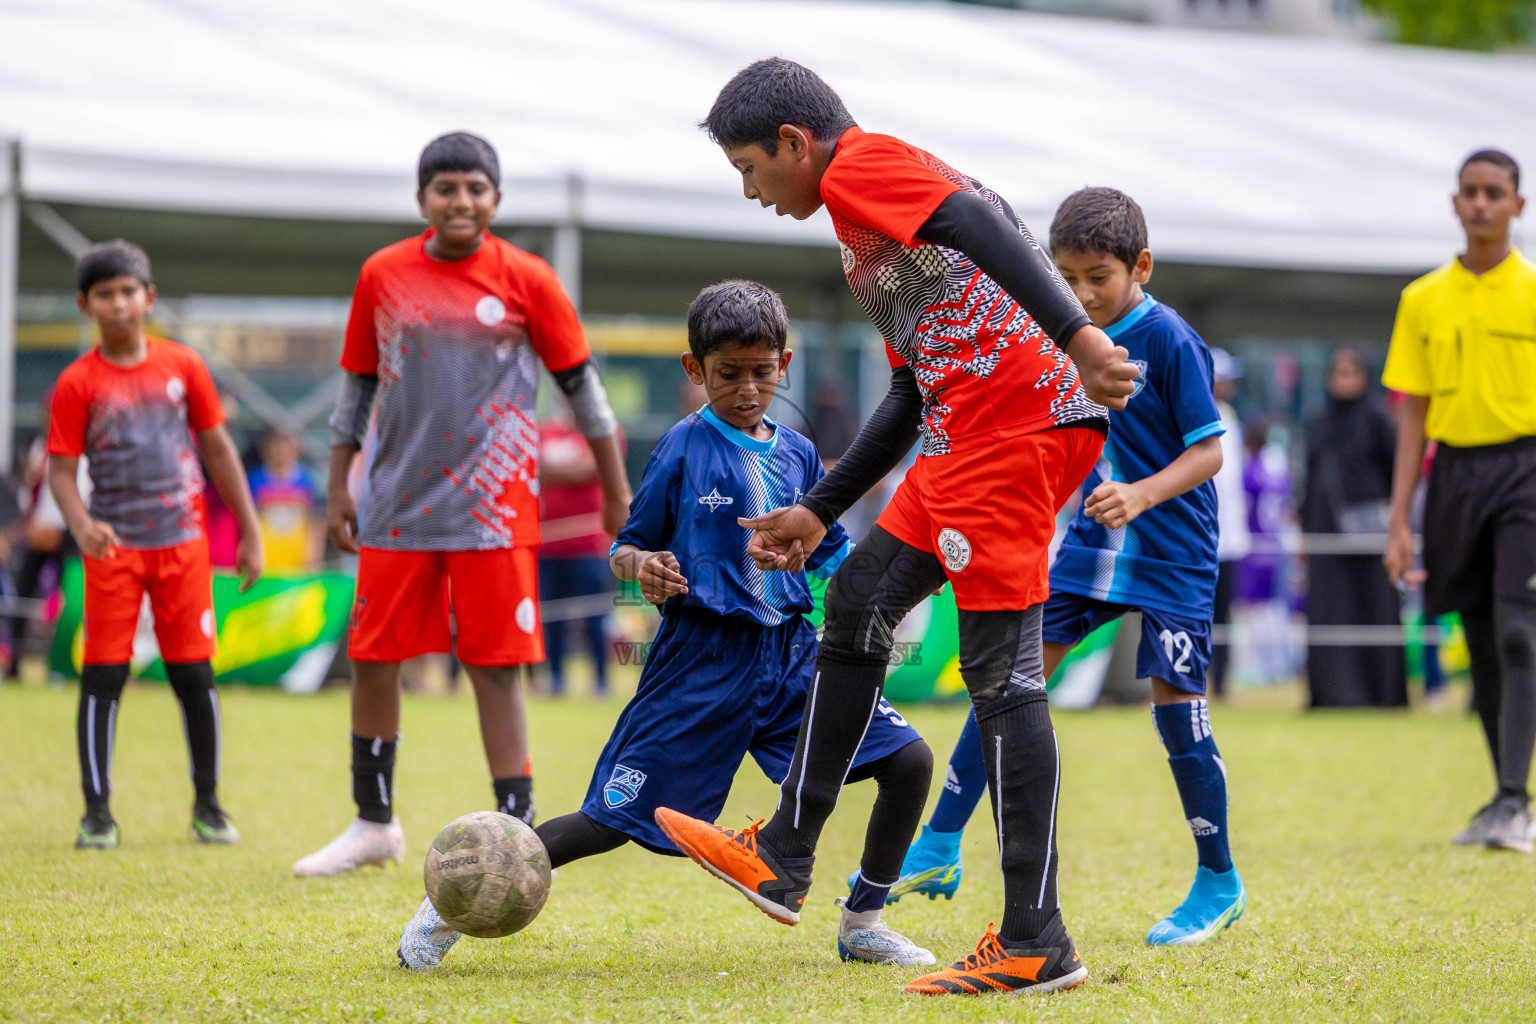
left=1423, top=434, right=1536, bottom=618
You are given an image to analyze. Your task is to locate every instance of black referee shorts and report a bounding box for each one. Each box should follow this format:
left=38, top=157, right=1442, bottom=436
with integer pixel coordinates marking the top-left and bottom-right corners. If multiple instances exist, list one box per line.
left=1423, top=434, right=1536, bottom=618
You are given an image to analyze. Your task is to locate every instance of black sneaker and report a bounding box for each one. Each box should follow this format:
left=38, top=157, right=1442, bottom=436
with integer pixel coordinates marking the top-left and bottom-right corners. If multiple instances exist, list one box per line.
left=1483, top=795, right=1533, bottom=854
left=1452, top=797, right=1499, bottom=845
left=192, top=798, right=240, bottom=845
left=904, top=912, right=1087, bottom=996
left=76, top=809, right=120, bottom=850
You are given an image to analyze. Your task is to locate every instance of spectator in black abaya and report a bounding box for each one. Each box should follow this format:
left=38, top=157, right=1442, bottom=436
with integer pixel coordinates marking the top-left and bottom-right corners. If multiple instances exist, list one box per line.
left=1301, top=347, right=1406, bottom=708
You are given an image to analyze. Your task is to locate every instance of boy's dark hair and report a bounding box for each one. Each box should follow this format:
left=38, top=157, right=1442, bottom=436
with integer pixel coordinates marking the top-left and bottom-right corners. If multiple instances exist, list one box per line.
left=418, top=132, right=500, bottom=191
left=701, top=58, right=856, bottom=156
left=1050, top=187, right=1148, bottom=271
left=75, top=239, right=152, bottom=295
left=1460, top=148, right=1520, bottom=192
left=687, top=280, right=789, bottom=362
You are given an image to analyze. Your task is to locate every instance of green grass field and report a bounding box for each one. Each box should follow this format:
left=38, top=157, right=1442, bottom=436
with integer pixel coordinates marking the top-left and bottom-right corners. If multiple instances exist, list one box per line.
left=3, top=679, right=1534, bottom=1023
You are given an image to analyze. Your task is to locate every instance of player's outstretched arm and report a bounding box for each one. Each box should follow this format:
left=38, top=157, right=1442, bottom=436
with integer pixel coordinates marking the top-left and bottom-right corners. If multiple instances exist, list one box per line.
left=48, top=455, right=118, bottom=560
left=610, top=544, right=688, bottom=605
left=916, top=191, right=1138, bottom=409
left=197, top=424, right=264, bottom=591
left=1084, top=435, right=1222, bottom=530
left=1384, top=393, right=1429, bottom=589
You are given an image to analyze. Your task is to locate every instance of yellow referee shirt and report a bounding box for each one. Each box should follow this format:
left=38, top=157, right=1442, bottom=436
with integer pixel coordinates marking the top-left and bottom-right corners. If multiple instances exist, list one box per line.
left=1383, top=248, right=1536, bottom=447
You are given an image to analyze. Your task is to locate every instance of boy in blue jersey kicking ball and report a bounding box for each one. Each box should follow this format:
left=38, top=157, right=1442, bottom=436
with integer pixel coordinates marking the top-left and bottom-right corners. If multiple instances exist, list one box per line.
left=398, top=280, right=937, bottom=969
left=883, top=187, right=1245, bottom=946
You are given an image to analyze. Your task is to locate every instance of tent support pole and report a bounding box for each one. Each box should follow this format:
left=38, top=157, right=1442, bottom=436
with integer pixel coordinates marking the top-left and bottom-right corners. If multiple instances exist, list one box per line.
left=552, top=173, right=582, bottom=313
left=0, top=141, right=20, bottom=473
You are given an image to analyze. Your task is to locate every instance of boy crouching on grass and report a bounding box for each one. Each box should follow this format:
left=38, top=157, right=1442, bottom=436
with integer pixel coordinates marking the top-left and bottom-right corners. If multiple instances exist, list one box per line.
left=397, top=281, right=937, bottom=969
left=50, top=239, right=264, bottom=850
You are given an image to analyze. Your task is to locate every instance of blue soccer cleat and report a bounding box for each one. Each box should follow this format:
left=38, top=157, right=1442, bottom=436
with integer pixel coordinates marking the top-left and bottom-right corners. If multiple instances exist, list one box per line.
left=397, top=895, right=462, bottom=970
left=1145, top=866, right=1246, bottom=946
left=846, top=825, right=963, bottom=905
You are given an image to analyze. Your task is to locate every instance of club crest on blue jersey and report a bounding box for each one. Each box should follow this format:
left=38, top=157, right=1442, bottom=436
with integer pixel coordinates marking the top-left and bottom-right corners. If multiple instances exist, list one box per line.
left=603, top=765, right=647, bottom=808
left=1127, top=359, right=1149, bottom=399
left=698, top=488, right=733, bottom=510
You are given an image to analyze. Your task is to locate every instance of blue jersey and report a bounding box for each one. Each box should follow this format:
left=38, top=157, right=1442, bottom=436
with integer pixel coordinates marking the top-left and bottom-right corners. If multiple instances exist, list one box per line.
left=614, top=407, right=850, bottom=626
left=1051, top=295, right=1223, bottom=618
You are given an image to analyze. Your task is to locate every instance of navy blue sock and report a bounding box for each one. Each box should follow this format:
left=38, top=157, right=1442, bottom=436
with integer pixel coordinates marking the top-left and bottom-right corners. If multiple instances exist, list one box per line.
left=845, top=872, right=890, bottom=913
left=929, top=707, right=987, bottom=834
left=1152, top=699, right=1232, bottom=873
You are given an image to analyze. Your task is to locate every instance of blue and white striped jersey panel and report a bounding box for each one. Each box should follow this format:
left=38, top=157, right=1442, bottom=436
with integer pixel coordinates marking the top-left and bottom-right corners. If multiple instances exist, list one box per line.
left=613, top=407, right=850, bottom=626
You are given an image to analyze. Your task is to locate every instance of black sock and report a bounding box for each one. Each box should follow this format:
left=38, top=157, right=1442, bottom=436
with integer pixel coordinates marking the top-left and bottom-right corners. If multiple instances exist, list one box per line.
left=534, top=811, right=628, bottom=868
left=759, top=646, right=890, bottom=860
left=78, top=663, right=129, bottom=816
left=1495, top=601, right=1536, bottom=799
left=977, top=690, right=1061, bottom=945
left=352, top=733, right=397, bottom=823
left=165, top=661, right=220, bottom=803
left=493, top=775, right=535, bottom=825
left=847, top=739, right=933, bottom=886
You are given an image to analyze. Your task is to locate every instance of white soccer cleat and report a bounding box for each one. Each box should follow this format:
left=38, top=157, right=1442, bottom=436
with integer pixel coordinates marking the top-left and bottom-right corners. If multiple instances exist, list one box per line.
left=834, top=898, right=938, bottom=966
left=292, top=816, right=406, bottom=877
left=397, top=895, right=462, bottom=970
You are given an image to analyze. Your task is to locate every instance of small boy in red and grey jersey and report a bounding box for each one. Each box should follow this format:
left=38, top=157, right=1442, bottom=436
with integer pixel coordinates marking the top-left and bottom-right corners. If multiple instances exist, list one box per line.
left=50, top=239, right=264, bottom=850
left=293, top=132, right=631, bottom=877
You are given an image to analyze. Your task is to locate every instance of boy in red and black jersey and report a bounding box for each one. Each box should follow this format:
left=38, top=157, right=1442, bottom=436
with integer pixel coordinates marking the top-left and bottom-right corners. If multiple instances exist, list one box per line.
left=50, top=240, right=263, bottom=850
left=654, top=59, right=1138, bottom=997
left=293, top=133, right=631, bottom=877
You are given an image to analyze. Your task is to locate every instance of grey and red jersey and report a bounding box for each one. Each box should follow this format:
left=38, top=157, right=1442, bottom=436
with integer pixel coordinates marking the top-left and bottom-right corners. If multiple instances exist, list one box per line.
left=48, top=337, right=223, bottom=549
left=820, top=127, right=1105, bottom=457
left=342, top=232, right=590, bottom=551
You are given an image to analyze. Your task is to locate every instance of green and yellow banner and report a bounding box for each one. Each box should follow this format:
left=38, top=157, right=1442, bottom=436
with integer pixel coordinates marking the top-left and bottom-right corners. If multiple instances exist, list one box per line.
left=49, top=560, right=355, bottom=688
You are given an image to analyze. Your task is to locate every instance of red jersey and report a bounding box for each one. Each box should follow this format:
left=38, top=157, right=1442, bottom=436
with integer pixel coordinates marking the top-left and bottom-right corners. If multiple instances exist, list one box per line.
left=820, top=127, right=1103, bottom=457
left=342, top=231, right=590, bottom=551
left=538, top=422, right=607, bottom=558
left=48, top=337, right=223, bottom=549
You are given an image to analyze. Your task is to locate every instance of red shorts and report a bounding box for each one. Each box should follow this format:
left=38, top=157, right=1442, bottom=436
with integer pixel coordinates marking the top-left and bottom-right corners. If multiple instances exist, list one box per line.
left=349, top=547, right=544, bottom=666
left=83, top=539, right=215, bottom=665
left=876, top=427, right=1104, bottom=611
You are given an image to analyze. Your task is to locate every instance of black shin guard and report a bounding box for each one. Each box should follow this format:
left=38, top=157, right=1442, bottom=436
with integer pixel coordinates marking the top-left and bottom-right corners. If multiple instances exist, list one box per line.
left=1494, top=601, right=1536, bottom=798
left=978, top=691, right=1061, bottom=944
left=165, top=661, right=220, bottom=802
left=759, top=646, right=890, bottom=860
left=352, top=733, right=397, bottom=824
left=957, top=604, right=1060, bottom=945
left=1463, top=604, right=1504, bottom=776
left=78, top=663, right=129, bottom=814
left=847, top=739, right=933, bottom=885
left=534, top=812, right=629, bottom=868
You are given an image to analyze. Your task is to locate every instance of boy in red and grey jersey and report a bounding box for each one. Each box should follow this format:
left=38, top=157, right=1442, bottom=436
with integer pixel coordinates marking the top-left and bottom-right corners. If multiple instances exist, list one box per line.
left=50, top=239, right=263, bottom=850
left=293, top=133, right=630, bottom=878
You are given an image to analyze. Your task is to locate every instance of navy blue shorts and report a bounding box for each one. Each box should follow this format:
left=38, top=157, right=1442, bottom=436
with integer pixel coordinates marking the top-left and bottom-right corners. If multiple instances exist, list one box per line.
left=1041, top=591, right=1211, bottom=694
left=581, top=608, right=921, bottom=853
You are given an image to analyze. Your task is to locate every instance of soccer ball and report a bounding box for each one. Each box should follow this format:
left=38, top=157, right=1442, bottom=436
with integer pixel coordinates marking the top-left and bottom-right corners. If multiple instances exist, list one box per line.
left=423, top=811, right=552, bottom=938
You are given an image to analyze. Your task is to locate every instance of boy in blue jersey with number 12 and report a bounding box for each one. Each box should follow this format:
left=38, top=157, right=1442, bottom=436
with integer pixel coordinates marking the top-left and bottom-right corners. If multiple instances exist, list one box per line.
left=886, top=188, right=1246, bottom=946
left=398, top=280, right=937, bottom=969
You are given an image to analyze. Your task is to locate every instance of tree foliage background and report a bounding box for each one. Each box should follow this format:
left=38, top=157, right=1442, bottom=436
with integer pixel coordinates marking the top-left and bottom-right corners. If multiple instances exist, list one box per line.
left=1360, top=0, right=1535, bottom=50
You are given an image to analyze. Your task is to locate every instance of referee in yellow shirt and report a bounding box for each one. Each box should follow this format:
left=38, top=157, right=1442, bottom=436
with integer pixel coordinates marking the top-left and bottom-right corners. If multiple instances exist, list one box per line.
left=1384, top=149, right=1536, bottom=853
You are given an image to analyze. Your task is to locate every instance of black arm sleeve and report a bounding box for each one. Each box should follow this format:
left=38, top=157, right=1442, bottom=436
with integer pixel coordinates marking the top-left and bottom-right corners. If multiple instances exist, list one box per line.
left=916, top=190, right=1092, bottom=348
left=798, top=366, right=923, bottom=527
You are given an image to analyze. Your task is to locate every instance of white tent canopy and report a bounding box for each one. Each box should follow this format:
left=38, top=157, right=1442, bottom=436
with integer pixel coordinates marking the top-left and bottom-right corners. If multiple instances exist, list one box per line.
left=3, top=0, right=1535, bottom=273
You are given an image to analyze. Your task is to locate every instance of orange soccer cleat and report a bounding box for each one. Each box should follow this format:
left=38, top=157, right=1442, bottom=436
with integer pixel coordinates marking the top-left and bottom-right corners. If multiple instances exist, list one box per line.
left=903, top=915, right=1087, bottom=996
left=654, top=808, right=812, bottom=925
